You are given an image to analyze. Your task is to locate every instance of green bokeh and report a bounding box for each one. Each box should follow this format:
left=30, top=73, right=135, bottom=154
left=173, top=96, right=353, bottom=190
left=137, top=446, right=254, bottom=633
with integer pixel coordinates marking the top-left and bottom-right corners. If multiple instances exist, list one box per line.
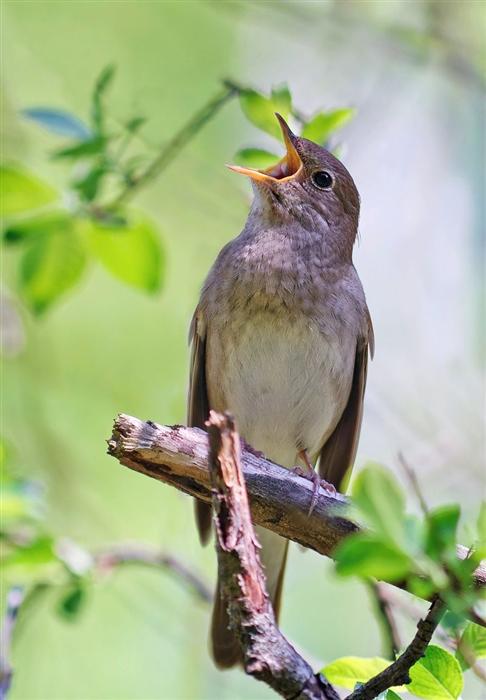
left=2, top=1, right=484, bottom=699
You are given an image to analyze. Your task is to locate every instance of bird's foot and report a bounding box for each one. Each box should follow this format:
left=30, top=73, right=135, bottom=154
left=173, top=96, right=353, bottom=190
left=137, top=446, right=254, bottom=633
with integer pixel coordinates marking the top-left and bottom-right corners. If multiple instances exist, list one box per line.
left=290, top=465, right=308, bottom=479
left=319, top=479, right=337, bottom=497
left=291, top=466, right=329, bottom=516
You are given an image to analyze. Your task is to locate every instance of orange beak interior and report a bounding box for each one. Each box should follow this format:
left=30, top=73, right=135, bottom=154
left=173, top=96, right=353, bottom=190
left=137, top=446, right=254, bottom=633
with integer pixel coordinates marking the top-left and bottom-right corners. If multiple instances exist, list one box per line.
left=228, top=113, right=303, bottom=184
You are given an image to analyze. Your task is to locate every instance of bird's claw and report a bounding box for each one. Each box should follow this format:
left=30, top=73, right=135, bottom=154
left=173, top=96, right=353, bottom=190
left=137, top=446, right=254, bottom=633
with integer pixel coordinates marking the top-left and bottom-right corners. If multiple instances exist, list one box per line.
left=319, top=479, right=337, bottom=496
left=291, top=467, right=330, bottom=516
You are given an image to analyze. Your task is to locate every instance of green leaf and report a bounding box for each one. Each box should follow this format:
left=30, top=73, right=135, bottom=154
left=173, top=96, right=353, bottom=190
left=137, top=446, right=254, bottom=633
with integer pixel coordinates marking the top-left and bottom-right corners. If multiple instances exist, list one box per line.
left=125, top=116, right=146, bottom=133
left=4, top=211, right=70, bottom=245
left=407, top=575, right=436, bottom=601
left=322, top=656, right=390, bottom=689
left=440, top=611, right=466, bottom=636
left=22, top=108, right=92, bottom=140
left=408, top=645, right=463, bottom=699
left=94, top=64, right=116, bottom=96
left=301, top=108, right=355, bottom=144
left=352, top=464, right=406, bottom=547
left=385, top=692, right=402, bottom=700
left=73, top=166, right=105, bottom=202
left=335, top=534, right=412, bottom=581
left=271, top=83, right=292, bottom=116
left=404, top=514, right=424, bottom=553
left=456, top=622, right=486, bottom=670
left=3, top=535, right=56, bottom=569
left=57, top=582, right=87, bottom=620
left=425, top=504, right=460, bottom=560
left=2, top=488, right=37, bottom=523
left=20, top=220, right=87, bottom=314
left=239, top=89, right=290, bottom=140
left=234, top=148, right=279, bottom=170
left=0, top=164, right=58, bottom=216
left=92, top=64, right=116, bottom=133
left=52, top=136, right=106, bottom=160
left=87, top=212, right=163, bottom=293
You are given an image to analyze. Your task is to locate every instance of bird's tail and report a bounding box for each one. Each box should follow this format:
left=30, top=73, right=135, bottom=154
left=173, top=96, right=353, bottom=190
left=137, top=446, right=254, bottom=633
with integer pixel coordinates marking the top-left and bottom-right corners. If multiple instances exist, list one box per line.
left=211, top=527, right=289, bottom=668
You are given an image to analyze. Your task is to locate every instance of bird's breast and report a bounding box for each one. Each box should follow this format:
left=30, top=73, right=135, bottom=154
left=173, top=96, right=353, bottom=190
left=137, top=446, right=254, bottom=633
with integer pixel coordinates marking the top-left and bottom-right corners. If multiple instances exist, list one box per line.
left=206, top=308, right=355, bottom=468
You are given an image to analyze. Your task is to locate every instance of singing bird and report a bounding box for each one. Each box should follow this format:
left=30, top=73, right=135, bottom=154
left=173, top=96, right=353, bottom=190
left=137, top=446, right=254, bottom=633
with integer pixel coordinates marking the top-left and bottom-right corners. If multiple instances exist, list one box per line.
left=188, top=114, right=374, bottom=668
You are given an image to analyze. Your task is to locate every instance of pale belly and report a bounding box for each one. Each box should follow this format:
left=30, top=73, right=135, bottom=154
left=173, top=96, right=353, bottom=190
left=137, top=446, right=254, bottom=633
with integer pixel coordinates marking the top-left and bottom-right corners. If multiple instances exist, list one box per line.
left=206, top=312, right=355, bottom=469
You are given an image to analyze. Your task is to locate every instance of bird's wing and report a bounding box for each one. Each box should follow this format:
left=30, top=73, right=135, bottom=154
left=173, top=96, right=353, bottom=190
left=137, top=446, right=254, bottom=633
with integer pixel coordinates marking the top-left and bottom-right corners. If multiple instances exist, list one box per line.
left=187, top=308, right=212, bottom=544
left=318, top=315, right=374, bottom=492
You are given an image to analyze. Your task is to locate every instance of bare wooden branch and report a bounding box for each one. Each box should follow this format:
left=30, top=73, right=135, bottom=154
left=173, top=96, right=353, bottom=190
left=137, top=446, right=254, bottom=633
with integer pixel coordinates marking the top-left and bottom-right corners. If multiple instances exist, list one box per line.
left=107, top=414, right=356, bottom=558
left=206, top=410, right=339, bottom=700
left=346, top=597, right=447, bottom=700
left=107, top=413, right=486, bottom=608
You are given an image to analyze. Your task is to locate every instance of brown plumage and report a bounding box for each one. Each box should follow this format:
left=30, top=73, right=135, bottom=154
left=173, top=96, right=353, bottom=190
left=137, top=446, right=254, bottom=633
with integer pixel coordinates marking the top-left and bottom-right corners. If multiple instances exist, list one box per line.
left=187, top=114, right=373, bottom=668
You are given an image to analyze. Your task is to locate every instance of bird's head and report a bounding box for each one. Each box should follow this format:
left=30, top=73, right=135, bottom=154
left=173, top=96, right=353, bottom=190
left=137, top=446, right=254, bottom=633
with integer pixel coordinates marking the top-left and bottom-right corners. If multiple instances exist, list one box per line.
left=228, top=114, right=360, bottom=248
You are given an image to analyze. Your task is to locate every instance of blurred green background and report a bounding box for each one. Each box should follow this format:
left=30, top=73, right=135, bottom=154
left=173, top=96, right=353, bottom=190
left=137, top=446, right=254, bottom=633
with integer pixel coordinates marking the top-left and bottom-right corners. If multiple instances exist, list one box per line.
left=2, top=1, right=484, bottom=699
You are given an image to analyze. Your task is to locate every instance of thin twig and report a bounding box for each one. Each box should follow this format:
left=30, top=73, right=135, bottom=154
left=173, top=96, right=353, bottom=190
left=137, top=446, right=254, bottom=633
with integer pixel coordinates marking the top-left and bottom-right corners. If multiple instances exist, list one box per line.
left=111, top=83, right=239, bottom=207
left=368, top=581, right=401, bottom=659
left=371, top=584, right=453, bottom=647
left=397, top=452, right=428, bottom=516
left=0, top=586, right=25, bottom=700
left=207, top=410, right=339, bottom=700
left=346, top=597, right=446, bottom=700
left=92, top=544, right=212, bottom=603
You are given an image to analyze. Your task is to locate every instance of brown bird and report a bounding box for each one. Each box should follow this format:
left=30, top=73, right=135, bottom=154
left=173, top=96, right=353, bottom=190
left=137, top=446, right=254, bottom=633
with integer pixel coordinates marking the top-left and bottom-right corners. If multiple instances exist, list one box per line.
left=187, top=114, right=374, bottom=668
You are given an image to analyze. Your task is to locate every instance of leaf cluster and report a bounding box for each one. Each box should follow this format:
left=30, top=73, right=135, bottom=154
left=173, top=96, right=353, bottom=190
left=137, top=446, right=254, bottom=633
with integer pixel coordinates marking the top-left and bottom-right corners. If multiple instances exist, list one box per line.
left=235, top=82, right=354, bottom=168
left=328, top=463, right=486, bottom=698
left=323, top=645, right=466, bottom=700
left=1, top=66, right=163, bottom=314
left=0, top=440, right=90, bottom=621
left=335, top=465, right=485, bottom=615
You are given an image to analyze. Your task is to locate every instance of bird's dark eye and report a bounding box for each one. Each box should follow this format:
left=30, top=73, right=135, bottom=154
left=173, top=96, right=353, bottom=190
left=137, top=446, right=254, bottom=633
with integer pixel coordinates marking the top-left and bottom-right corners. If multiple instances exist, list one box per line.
left=311, top=170, right=333, bottom=190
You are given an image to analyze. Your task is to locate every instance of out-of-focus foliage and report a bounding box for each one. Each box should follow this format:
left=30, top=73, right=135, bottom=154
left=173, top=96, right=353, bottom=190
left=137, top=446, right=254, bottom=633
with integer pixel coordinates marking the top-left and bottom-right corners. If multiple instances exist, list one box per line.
left=1, top=66, right=163, bottom=314
left=234, top=82, right=354, bottom=168
left=1, top=441, right=90, bottom=621
left=456, top=621, right=486, bottom=670
left=328, top=465, right=485, bottom=697
left=335, top=465, right=485, bottom=617
left=1, top=70, right=353, bottom=316
left=2, top=1, right=484, bottom=698
left=0, top=165, right=58, bottom=216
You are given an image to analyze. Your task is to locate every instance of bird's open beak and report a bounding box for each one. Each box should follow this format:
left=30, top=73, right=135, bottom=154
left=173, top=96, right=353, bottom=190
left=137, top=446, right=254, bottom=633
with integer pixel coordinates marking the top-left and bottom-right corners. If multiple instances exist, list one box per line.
left=227, top=113, right=303, bottom=184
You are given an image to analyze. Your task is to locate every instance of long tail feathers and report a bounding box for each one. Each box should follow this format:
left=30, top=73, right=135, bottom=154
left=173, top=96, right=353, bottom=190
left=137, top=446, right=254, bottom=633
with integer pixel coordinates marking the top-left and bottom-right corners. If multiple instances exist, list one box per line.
left=194, top=500, right=212, bottom=546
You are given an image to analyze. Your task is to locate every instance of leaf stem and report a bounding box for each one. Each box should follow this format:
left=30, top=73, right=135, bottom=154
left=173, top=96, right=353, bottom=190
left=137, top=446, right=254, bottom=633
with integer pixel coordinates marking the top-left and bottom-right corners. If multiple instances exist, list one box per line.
left=111, top=82, right=239, bottom=208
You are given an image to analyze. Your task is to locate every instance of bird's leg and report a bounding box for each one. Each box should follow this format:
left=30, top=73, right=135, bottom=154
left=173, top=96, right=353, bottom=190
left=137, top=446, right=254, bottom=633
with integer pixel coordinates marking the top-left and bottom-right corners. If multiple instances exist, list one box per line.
left=292, top=449, right=337, bottom=516
left=293, top=449, right=321, bottom=516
